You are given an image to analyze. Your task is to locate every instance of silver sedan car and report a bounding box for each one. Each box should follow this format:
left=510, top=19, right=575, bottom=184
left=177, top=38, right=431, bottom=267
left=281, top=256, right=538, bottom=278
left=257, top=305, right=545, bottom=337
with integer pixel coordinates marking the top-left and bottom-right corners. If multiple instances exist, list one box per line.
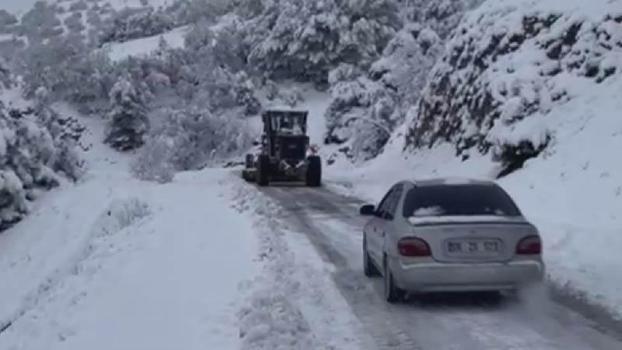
left=360, top=178, right=544, bottom=303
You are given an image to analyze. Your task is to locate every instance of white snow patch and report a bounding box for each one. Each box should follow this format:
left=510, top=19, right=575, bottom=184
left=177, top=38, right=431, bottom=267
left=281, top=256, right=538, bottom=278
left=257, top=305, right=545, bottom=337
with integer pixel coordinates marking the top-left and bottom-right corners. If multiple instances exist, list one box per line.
left=104, top=25, right=188, bottom=62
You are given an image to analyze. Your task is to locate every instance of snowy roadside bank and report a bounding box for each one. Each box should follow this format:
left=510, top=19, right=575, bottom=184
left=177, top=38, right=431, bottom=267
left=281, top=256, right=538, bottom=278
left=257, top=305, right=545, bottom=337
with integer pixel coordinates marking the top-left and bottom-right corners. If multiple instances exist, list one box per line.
left=0, top=167, right=261, bottom=350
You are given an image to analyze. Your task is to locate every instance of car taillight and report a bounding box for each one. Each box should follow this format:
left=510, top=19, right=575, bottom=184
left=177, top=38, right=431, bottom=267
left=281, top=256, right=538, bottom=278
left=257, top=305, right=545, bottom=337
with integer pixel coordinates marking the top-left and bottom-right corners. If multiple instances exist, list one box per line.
left=516, top=236, right=542, bottom=255
left=398, top=237, right=431, bottom=257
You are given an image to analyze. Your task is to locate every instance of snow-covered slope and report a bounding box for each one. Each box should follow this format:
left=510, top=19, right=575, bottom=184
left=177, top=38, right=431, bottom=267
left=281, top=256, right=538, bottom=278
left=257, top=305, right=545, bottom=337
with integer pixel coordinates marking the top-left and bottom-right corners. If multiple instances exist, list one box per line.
left=407, top=0, right=622, bottom=163
left=105, top=25, right=187, bottom=61
left=327, top=0, right=622, bottom=320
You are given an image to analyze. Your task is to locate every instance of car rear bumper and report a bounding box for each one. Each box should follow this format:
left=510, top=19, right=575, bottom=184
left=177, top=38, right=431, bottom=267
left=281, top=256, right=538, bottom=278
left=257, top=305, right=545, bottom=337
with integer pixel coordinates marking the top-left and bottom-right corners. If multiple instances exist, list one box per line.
left=392, top=259, right=544, bottom=293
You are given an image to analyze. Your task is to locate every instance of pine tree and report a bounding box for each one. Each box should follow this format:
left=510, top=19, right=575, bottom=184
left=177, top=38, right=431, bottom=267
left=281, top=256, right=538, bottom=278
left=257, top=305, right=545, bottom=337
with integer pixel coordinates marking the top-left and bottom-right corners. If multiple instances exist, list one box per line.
left=105, top=77, right=149, bottom=151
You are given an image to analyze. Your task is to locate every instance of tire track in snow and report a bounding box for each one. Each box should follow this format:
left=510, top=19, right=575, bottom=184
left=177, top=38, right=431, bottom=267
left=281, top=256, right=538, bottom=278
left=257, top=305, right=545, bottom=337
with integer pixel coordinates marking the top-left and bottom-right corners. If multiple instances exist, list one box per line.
left=230, top=178, right=370, bottom=350
left=258, top=186, right=424, bottom=350
left=0, top=198, right=151, bottom=337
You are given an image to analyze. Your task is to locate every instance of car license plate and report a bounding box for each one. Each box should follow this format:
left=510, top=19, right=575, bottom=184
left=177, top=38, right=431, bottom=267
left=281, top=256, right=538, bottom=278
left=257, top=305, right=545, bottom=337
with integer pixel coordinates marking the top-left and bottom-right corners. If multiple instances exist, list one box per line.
left=447, top=239, right=500, bottom=255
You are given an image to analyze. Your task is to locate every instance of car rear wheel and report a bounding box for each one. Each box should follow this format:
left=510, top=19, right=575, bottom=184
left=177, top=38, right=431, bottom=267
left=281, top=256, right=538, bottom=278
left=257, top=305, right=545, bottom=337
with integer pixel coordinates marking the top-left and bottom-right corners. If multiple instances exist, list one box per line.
left=384, top=256, right=405, bottom=303
left=363, top=236, right=380, bottom=277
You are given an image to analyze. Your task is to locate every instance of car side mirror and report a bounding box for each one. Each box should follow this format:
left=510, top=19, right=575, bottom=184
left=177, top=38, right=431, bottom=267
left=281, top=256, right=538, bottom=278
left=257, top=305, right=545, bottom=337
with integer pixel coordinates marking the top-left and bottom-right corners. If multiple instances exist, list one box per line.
left=360, top=204, right=376, bottom=216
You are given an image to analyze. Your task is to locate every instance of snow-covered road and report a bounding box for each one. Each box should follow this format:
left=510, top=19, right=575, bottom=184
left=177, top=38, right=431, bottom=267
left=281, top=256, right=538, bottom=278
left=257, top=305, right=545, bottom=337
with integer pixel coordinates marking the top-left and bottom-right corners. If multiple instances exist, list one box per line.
left=2, top=163, right=622, bottom=349
left=257, top=185, right=622, bottom=350
left=1, top=107, right=621, bottom=349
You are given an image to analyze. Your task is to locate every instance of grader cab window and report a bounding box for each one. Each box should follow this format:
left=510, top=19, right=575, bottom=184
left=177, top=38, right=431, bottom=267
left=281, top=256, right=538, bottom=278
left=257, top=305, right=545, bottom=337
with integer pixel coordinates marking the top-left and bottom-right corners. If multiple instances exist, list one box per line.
left=271, top=114, right=306, bottom=135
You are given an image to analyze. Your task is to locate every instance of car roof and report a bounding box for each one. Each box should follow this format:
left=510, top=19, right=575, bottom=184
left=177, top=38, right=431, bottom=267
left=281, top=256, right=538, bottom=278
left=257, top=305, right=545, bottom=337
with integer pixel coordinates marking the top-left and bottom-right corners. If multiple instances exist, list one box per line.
left=408, top=177, right=496, bottom=187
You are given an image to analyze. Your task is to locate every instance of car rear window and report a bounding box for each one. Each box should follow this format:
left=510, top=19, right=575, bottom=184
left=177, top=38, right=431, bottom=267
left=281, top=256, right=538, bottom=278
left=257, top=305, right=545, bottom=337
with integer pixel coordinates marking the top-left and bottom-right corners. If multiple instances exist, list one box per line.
left=402, top=184, right=522, bottom=218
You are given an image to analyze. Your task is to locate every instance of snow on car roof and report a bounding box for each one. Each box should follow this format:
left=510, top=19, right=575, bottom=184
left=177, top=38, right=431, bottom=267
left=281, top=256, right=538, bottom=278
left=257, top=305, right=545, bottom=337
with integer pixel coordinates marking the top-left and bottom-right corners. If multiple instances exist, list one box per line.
left=413, top=177, right=495, bottom=186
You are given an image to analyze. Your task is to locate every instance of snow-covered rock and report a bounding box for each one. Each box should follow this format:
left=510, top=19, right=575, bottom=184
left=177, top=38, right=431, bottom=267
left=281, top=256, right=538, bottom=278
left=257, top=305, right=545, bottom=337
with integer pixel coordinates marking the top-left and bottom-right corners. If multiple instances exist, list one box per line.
left=407, top=0, right=622, bottom=175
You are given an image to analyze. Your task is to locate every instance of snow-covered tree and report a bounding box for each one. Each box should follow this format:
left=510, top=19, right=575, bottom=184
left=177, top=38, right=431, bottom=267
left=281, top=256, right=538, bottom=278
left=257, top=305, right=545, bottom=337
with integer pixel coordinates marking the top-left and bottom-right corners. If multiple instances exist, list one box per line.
left=134, top=107, right=253, bottom=181
left=105, top=77, right=149, bottom=151
left=245, top=0, right=402, bottom=86
left=370, top=24, right=443, bottom=108
left=17, top=34, right=115, bottom=114
left=0, top=104, right=83, bottom=230
left=176, top=0, right=231, bottom=23
left=231, top=0, right=265, bottom=19
left=324, top=24, right=443, bottom=160
left=396, top=0, right=482, bottom=39
left=100, top=8, right=175, bottom=44
left=0, top=65, right=83, bottom=230
left=18, top=1, right=64, bottom=42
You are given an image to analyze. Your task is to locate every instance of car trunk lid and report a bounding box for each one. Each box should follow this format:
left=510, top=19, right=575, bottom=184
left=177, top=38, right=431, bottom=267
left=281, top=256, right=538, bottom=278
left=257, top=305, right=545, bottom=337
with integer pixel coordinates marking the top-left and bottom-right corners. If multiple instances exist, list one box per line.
left=409, top=216, right=535, bottom=263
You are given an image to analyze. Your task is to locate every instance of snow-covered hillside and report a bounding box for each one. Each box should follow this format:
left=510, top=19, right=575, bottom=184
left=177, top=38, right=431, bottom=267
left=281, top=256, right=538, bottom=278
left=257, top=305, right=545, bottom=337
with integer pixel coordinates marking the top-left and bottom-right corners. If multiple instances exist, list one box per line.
left=327, top=0, right=622, bottom=319
left=407, top=0, right=621, bottom=169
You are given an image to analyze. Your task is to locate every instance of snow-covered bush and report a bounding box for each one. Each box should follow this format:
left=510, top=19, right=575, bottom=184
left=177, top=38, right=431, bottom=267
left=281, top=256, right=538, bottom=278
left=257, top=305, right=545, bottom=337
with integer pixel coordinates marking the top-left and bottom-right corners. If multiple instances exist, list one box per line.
left=100, top=8, right=175, bottom=44
left=184, top=16, right=250, bottom=73
left=134, top=107, right=253, bottom=181
left=406, top=0, right=622, bottom=174
left=0, top=97, right=83, bottom=230
left=68, top=0, right=89, bottom=12
left=370, top=24, right=443, bottom=108
left=105, top=77, right=149, bottom=151
left=177, top=22, right=261, bottom=114
left=17, top=35, right=115, bottom=114
left=175, top=0, right=231, bottom=24
left=397, top=0, right=483, bottom=39
left=17, top=1, right=64, bottom=42
left=324, top=24, right=444, bottom=161
left=324, top=64, right=397, bottom=161
left=93, top=198, right=151, bottom=237
left=64, top=11, right=85, bottom=34
left=231, top=0, right=265, bottom=19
